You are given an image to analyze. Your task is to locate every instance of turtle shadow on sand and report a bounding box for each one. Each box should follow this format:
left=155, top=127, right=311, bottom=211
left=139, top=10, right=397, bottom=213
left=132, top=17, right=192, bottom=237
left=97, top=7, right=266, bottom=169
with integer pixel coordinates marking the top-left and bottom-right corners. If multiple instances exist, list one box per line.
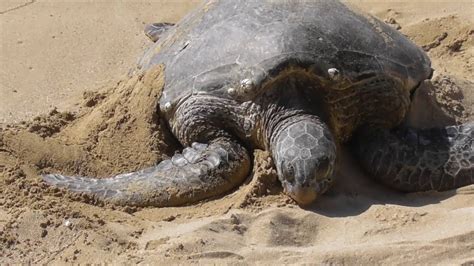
left=305, top=149, right=469, bottom=218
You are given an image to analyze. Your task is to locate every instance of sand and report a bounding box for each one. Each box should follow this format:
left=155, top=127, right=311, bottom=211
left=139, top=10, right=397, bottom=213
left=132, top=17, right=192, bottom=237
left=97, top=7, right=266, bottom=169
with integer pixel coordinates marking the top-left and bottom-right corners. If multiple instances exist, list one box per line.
left=0, top=0, right=473, bottom=264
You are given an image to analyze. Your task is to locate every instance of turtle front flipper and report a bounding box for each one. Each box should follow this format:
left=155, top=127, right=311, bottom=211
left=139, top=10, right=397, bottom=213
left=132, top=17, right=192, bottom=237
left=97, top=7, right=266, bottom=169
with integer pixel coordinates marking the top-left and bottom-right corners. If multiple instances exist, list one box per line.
left=144, top=22, right=174, bottom=42
left=42, top=138, right=250, bottom=207
left=352, top=122, right=474, bottom=192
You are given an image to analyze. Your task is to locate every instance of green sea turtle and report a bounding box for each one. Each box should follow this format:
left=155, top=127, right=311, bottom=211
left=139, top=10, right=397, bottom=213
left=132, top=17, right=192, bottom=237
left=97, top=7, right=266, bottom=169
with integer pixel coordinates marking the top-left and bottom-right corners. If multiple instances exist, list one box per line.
left=43, top=0, right=474, bottom=207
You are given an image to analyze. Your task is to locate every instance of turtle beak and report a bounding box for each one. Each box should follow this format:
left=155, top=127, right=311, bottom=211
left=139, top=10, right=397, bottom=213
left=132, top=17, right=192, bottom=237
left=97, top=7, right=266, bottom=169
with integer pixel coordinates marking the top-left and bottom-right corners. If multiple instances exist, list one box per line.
left=285, top=184, right=318, bottom=205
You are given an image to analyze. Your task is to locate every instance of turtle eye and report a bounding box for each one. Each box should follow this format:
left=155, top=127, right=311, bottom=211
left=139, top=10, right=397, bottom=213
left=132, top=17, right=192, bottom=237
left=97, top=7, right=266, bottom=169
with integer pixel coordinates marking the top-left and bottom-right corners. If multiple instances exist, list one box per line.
left=283, top=163, right=295, bottom=183
left=317, top=156, right=330, bottom=176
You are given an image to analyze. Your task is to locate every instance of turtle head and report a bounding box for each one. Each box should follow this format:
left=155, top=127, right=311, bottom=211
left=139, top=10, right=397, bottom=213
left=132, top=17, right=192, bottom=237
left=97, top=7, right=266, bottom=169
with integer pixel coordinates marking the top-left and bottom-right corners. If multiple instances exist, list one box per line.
left=272, top=116, right=336, bottom=205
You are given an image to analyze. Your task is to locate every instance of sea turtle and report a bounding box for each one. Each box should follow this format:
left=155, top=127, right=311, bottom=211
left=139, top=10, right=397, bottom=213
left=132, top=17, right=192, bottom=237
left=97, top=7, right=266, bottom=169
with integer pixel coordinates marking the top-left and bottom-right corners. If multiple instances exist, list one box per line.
left=43, top=0, right=474, bottom=207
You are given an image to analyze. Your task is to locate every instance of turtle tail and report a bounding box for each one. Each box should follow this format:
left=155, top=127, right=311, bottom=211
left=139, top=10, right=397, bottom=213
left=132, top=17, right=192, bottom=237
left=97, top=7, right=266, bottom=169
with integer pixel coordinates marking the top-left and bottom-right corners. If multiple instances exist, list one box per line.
left=352, top=122, right=474, bottom=192
left=42, top=139, right=250, bottom=207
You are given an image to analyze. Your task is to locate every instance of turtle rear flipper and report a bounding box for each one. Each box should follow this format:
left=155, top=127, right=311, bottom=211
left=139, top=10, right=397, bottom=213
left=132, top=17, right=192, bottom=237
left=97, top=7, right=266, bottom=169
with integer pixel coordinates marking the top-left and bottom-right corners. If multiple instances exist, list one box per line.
left=144, top=22, right=175, bottom=42
left=352, top=122, right=474, bottom=192
left=43, top=138, right=250, bottom=207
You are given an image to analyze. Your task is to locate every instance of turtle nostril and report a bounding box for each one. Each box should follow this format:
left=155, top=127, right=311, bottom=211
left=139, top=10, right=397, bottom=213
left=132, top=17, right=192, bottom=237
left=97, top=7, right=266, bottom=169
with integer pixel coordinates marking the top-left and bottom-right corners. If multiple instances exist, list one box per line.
left=288, top=165, right=295, bottom=176
left=282, top=163, right=296, bottom=184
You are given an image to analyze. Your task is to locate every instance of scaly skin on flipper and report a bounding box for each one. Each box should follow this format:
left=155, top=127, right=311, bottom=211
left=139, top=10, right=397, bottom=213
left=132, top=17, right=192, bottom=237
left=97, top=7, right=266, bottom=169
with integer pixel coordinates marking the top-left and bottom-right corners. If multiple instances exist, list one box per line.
left=43, top=139, right=250, bottom=207
left=353, top=122, right=474, bottom=192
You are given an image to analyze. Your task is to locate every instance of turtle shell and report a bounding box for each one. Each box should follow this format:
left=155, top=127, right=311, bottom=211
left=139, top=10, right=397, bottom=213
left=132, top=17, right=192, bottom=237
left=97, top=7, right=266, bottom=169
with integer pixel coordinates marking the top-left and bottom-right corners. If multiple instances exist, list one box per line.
left=137, top=0, right=431, bottom=115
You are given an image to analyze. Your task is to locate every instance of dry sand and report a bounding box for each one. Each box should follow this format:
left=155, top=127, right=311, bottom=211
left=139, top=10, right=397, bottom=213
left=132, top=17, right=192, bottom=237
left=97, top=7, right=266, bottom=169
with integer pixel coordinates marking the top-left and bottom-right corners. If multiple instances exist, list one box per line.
left=0, top=0, right=473, bottom=264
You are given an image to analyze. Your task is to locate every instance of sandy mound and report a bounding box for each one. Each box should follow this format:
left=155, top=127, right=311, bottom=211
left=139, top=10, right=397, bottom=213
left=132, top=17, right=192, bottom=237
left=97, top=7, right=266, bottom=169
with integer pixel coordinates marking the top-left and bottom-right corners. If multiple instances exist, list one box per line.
left=0, top=1, right=473, bottom=264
